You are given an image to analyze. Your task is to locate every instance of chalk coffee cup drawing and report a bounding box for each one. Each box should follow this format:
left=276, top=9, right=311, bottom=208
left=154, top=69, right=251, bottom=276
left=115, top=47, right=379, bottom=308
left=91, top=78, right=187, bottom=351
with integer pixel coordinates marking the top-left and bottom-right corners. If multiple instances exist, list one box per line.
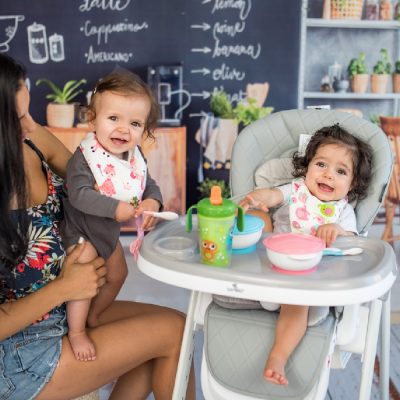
left=0, top=15, right=24, bottom=52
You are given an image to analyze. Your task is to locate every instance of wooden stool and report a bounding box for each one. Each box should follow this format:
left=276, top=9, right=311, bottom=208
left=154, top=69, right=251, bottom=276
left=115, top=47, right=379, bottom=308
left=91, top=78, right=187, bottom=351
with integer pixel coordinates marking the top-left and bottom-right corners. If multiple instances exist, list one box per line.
left=380, top=116, right=400, bottom=243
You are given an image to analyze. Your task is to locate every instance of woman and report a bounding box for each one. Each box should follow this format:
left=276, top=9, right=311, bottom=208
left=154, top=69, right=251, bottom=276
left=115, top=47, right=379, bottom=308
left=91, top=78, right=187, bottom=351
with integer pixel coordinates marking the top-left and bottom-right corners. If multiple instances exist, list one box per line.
left=0, top=53, right=194, bottom=400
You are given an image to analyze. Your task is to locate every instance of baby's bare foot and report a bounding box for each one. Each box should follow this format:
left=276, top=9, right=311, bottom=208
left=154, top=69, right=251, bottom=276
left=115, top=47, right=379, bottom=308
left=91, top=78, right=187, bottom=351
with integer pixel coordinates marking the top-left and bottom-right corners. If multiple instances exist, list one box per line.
left=264, top=354, right=288, bottom=385
left=68, top=331, right=96, bottom=361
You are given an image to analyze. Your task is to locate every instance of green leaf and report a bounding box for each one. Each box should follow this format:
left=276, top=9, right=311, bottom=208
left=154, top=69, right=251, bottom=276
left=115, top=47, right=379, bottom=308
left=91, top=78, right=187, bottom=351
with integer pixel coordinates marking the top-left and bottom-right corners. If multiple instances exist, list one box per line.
left=197, top=178, right=230, bottom=199
left=36, top=78, right=86, bottom=104
left=372, top=48, right=392, bottom=75
left=347, top=51, right=368, bottom=78
left=210, top=91, right=234, bottom=118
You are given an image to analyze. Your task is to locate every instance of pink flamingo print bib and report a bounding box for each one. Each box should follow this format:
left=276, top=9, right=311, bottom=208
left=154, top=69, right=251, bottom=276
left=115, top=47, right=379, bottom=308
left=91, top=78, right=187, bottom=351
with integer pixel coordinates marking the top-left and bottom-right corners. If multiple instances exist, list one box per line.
left=80, top=132, right=147, bottom=202
left=289, top=178, right=347, bottom=235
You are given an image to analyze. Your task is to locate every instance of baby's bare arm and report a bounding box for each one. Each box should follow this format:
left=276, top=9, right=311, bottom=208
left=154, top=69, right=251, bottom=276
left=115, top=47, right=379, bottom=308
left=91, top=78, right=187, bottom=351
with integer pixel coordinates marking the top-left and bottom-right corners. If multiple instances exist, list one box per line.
left=239, top=188, right=284, bottom=212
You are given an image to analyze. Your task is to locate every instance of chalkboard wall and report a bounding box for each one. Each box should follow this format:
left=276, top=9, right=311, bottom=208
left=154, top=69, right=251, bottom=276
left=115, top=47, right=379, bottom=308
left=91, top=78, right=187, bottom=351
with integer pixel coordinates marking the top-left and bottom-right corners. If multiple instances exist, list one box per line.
left=1, top=0, right=301, bottom=206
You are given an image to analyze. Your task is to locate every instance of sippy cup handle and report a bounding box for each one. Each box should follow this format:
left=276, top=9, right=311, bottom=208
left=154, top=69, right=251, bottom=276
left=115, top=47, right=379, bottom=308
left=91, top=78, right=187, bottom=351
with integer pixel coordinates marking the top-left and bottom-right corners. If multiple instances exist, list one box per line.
left=236, top=206, right=244, bottom=232
left=186, top=205, right=196, bottom=232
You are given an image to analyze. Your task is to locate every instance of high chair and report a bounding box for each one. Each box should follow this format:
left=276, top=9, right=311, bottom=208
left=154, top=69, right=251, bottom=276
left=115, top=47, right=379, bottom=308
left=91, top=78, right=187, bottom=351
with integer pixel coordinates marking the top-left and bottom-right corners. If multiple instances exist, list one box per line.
left=137, top=109, right=398, bottom=400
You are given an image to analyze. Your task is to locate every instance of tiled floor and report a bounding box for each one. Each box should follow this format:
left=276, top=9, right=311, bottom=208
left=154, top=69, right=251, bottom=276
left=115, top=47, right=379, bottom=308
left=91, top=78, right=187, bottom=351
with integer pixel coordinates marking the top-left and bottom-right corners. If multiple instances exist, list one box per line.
left=99, top=219, right=400, bottom=400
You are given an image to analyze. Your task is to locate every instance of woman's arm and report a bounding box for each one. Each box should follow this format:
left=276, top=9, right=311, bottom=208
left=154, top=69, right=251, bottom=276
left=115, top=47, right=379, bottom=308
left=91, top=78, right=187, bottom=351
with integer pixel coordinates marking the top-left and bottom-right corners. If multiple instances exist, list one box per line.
left=29, top=124, right=71, bottom=178
left=0, top=242, right=106, bottom=341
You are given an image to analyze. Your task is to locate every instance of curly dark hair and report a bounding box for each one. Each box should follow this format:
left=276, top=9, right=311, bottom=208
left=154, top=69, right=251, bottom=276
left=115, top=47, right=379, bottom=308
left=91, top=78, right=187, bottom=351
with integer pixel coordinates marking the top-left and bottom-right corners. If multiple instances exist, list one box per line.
left=292, top=124, right=373, bottom=203
left=88, top=70, right=160, bottom=141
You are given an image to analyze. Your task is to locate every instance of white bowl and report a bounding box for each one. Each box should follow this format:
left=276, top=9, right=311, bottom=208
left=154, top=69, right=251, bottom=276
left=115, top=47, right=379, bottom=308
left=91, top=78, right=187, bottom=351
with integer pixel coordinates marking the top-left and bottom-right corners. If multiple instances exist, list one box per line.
left=265, top=248, right=322, bottom=272
left=233, top=230, right=263, bottom=250
left=232, top=214, right=265, bottom=253
left=263, top=233, right=325, bottom=274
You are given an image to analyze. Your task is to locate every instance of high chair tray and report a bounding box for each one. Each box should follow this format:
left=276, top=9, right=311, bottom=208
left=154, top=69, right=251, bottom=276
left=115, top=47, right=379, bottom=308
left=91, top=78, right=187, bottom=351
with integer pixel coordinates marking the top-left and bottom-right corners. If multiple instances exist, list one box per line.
left=138, top=217, right=397, bottom=306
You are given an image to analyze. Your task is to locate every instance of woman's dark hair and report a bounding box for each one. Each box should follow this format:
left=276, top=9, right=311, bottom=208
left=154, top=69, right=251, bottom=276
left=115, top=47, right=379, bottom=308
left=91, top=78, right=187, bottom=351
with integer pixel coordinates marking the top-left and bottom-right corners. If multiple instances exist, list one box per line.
left=292, top=124, right=373, bottom=202
left=88, top=70, right=160, bottom=141
left=0, top=54, right=29, bottom=277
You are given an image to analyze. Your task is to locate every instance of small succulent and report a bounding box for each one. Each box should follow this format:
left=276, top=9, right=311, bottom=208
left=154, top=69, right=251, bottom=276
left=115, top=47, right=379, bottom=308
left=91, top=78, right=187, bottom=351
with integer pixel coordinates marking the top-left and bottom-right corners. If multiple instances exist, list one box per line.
left=347, top=52, right=368, bottom=79
left=373, top=48, right=392, bottom=75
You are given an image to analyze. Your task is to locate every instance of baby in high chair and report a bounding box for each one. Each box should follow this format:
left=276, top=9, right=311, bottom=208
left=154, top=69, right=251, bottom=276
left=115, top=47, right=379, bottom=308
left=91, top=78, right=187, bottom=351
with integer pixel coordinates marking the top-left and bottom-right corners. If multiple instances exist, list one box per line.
left=239, top=124, right=373, bottom=385
left=61, top=71, right=163, bottom=361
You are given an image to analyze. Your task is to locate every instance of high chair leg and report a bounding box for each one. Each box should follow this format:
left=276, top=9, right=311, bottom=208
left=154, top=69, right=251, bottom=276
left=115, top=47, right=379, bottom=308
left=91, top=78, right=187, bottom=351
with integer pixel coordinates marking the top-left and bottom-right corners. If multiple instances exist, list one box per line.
left=359, top=299, right=382, bottom=400
left=173, top=290, right=199, bottom=400
left=379, top=292, right=391, bottom=400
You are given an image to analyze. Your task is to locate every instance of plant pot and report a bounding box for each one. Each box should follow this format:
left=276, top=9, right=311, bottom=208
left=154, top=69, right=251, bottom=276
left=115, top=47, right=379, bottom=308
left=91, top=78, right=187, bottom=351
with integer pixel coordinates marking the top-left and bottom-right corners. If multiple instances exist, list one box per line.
left=46, top=103, right=75, bottom=128
left=350, top=74, right=369, bottom=93
left=370, top=74, right=389, bottom=94
left=393, top=73, right=400, bottom=93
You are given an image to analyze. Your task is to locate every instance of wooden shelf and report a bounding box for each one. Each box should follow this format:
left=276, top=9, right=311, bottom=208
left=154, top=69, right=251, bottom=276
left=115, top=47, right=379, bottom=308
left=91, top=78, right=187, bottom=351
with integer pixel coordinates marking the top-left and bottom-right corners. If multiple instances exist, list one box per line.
left=306, top=18, right=400, bottom=29
left=304, top=92, right=400, bottom=100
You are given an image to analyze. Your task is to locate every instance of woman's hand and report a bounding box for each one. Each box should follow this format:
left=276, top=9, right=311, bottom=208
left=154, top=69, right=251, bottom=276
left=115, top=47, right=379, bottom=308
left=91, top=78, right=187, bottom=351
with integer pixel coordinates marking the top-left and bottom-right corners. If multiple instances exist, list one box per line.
left=57, top=240, right=106, bottom=302
left=134, top=198, right=161, bottom=230
left=315, top=223, right=353, bottom=247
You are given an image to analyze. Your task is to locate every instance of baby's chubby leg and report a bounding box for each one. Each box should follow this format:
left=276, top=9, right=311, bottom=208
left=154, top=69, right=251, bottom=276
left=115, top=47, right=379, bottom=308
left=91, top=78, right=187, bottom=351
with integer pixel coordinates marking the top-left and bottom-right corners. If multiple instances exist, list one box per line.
left=66, top=239, right=98, bottom=361
left=87, top=241, right=128, bottom=328
left=264, top=304, right=309, bottom=385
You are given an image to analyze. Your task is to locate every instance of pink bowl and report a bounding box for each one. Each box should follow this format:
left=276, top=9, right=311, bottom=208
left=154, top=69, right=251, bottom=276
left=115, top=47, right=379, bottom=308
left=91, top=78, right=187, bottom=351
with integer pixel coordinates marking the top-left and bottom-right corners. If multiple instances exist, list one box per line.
left=263, top=233, right=325, bottom=274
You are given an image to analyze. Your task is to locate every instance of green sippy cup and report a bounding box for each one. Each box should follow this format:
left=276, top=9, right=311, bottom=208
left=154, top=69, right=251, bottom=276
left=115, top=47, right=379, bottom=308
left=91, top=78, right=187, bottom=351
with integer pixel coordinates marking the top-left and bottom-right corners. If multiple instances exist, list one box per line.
left=186, top=186, right=244, bottom=267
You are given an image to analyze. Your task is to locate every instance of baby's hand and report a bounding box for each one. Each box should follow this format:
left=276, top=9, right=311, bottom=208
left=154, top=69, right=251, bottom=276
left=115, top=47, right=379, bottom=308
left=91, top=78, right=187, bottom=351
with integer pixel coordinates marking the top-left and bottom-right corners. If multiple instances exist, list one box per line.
left=239, top=193, right=269, bottom=213
left=134, top=198, right=161, bottom=230
left=315, top=223, right=348, bottom=247
left=115, top=201, right=135, bottom=222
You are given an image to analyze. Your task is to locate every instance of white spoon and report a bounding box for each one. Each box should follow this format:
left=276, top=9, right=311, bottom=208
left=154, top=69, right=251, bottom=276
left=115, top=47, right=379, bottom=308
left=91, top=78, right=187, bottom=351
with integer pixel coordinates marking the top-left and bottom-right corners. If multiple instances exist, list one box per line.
left=323, top=247, right=363, bottom=256
left=143, top=211, right=179, bottom=220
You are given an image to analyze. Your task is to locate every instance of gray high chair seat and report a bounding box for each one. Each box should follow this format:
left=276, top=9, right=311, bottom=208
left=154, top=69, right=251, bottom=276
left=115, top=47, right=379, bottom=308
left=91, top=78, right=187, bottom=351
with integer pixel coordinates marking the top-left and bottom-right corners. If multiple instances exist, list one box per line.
left=202, top=109, right=395, bottom=400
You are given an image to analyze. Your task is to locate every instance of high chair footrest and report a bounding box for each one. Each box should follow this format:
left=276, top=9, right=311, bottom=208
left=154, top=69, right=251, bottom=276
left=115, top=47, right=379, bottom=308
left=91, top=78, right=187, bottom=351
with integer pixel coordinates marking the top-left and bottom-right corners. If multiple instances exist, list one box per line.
left=204, top=303, right=336, bottom=399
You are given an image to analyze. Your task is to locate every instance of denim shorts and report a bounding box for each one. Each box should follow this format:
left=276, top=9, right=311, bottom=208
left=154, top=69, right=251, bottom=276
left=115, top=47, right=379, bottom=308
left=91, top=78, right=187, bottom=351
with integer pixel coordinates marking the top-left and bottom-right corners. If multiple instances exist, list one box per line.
left=0, top=307, right=67, bottom=400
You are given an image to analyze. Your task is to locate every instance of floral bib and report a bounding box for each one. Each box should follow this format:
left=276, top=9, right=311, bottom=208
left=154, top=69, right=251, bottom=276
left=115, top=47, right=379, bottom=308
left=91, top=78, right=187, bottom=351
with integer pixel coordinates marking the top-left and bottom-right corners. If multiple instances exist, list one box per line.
left=289, top=178, right=347, bottom=235
left=80, top=132, right=147, bottom=202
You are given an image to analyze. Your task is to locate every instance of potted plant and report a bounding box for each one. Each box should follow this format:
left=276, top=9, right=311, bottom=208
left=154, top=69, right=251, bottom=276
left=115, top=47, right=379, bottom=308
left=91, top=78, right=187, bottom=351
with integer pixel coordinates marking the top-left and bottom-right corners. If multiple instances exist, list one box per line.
left=347, top=51, right=369, bottom=93
left=209, top=90, right=235, bottom=120
left=233, top=97, right=273, bottom=127
left=197, top=178, right=230, bottom=199
left=36, top=78, right=87, bottom=128
left=196, top=90, right=238, bottom=171
left=371, top=48, right=391, bottom=94
left=393, top=60, right=400, bottom=93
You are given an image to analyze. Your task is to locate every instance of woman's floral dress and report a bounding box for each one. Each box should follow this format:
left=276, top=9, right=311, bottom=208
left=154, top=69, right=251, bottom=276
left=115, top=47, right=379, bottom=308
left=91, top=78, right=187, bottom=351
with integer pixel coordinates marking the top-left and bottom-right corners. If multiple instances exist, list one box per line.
left=0, top=138, right=66, bottom=321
